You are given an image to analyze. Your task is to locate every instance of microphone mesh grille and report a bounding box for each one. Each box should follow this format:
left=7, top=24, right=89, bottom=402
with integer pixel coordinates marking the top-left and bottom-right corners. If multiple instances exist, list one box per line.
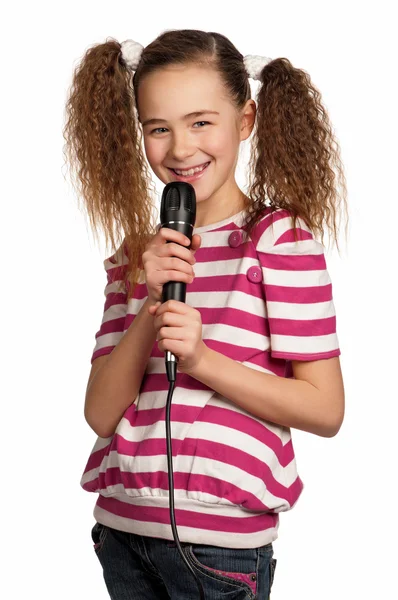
left=185, top=187, right=194, bottom=211
left=167, top=187, right=180, bottom=210
left=165, top=184, right=195, bottom=214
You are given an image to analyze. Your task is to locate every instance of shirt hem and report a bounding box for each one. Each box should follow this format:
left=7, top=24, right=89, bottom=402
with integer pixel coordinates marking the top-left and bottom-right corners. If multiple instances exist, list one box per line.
left=92, top=493, right=279, bottom=549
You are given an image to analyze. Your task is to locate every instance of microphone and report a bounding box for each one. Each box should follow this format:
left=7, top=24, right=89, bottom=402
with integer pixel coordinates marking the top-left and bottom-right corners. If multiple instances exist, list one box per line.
left=160, top=182, right=205, bottom=598
left=160, top=182, right=197, bottom=383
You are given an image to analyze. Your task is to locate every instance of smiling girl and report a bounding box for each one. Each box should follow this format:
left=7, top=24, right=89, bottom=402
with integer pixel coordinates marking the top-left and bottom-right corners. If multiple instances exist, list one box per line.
left=63, top=29, right=348, bottom=599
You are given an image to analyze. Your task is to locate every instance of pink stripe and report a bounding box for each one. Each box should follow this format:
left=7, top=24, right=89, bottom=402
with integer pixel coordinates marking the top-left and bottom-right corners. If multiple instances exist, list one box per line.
left=124, top=282, right=150, bottom=300
left=104, top=292, right=127, bottom=312
left=272, top=348, right=341, bottom=361
left=95, top=315, right=126, bottom=340
left=265, top=282, right=333, bottom=303
left=196, top=306, right=270, bottom=334
left=111, top=435, right=294, bottom=503
left=187, top=272, right=264, bottom=295
left=83, top=441, right=112, bottom=473
left=126, top=404, right=288, bottom=458
left=96, top=494, right=281, bottom=534
left=275, top=227, right=313, bottom=245
left=140, top=372, right=211, bottom=394
left=107, top=263, right=127, bottom=281
left=81, top=480, right=99, bottom=493
left=99, top=469, right=273, bottom=511
left=243, top=207, right=274, bottom=246
left=91, top=347, right=114, bottom=363
left=269, top=315, right=337, bottom=336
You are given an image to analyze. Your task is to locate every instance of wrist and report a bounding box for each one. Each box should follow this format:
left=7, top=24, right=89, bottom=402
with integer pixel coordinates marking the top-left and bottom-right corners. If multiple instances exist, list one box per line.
left=184, top=342, right=212, bottom=378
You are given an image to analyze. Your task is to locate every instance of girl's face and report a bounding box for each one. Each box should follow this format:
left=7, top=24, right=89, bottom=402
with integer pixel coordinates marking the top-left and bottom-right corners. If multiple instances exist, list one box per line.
left=137, top=65, right=254, bottom=213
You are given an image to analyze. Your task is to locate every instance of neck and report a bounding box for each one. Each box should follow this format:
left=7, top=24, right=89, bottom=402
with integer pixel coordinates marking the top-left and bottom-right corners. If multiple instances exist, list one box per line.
left=194, top=183, right=249, bottom=229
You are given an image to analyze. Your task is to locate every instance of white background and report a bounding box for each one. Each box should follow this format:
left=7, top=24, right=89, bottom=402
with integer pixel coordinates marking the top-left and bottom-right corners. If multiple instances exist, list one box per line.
left=2, top=1, right=397, bottom=598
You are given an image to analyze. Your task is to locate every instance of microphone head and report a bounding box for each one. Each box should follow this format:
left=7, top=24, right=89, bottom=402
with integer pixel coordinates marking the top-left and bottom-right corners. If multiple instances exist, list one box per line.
left=160, top=182, right=196, bottom=229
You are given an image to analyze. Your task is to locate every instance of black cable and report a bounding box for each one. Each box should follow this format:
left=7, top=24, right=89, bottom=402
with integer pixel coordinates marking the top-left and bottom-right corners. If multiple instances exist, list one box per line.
left=165, top=361, right=205, bottom=599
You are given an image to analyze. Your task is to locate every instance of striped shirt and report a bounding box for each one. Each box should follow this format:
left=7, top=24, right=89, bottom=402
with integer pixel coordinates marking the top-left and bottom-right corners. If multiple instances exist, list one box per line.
left=80, top=206, right=340, bottom=549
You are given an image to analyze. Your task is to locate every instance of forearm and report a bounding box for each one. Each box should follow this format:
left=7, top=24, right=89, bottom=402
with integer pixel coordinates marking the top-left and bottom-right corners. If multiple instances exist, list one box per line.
left=85, top=297, right=157, bottom=438
left=188, top=346, right=335, bottom=438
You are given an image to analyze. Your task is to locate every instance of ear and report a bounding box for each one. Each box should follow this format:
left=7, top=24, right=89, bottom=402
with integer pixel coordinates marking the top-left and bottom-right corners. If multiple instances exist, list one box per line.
left=239, top=99, right=256, bottom=142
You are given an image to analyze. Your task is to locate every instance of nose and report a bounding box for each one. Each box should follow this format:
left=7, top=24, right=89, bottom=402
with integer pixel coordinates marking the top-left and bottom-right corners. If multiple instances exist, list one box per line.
left=168, top=131, right=196, bottom=163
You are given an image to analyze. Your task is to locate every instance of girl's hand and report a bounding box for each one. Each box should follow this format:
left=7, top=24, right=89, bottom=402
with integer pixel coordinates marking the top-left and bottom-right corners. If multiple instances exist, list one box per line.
left=148, top=299, right=207, bottom=374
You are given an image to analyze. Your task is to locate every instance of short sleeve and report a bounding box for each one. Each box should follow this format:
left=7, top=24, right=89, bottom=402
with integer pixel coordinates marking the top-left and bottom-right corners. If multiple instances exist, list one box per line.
left=90, top=245, right=128, bottom=364
left=253, top=208, right=341, bottom=361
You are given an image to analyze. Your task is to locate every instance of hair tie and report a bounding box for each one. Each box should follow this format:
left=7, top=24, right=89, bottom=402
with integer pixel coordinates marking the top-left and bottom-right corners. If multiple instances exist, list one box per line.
left=244, top=55, right=273, bottom=80
left=120, top=39, right=144, bottom=70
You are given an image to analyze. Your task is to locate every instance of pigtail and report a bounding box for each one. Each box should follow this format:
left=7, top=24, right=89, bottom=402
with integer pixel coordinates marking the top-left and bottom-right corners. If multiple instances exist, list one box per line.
left=247, top=57, right=348, bottom=251
left=63, top=38, right=157, bottom=300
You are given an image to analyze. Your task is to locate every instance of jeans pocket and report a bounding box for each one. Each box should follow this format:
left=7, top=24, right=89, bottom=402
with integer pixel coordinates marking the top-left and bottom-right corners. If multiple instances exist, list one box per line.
left=185, top=544, right=258, bottom=598
left=91, top=521, right=109, bottom=556
left=270, top=557, right=277, bottom=590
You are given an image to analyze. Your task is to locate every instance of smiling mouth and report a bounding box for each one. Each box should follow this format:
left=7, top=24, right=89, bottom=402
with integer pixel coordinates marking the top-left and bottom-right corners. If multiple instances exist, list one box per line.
left=168, top=161, right=211, bottom=176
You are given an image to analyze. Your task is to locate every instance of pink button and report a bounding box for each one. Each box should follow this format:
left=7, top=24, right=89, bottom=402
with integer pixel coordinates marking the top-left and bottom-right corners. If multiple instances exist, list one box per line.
left=246, top=266, right=263, bottom=283
left=228, top=230, right=243, bottom=247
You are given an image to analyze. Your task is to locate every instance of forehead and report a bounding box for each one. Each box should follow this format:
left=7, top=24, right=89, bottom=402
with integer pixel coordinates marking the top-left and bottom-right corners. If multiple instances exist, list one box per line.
left=137, top=65, right=232, bottom=120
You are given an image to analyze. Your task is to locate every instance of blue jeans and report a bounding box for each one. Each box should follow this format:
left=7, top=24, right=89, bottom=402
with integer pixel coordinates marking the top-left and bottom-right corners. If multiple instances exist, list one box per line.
left=91, top=522, right=277, bottom=599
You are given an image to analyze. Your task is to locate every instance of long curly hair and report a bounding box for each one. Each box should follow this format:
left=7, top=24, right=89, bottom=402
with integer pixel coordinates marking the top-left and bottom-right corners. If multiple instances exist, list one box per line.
left=63, top=29, right=348, bottom=301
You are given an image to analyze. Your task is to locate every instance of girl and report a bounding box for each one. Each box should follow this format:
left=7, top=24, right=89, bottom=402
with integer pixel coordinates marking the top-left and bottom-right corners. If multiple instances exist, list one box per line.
left=63, top=29, right=347, bottom=599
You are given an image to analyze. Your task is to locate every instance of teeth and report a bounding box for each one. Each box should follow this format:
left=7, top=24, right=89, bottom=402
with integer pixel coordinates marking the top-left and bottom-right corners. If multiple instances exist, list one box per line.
left=174, top=162, right=209, bottom=176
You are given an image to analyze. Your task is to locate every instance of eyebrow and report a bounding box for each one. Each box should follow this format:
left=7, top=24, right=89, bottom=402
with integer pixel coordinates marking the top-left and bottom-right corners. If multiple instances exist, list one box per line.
left=141, top=110, right=220, bottom=127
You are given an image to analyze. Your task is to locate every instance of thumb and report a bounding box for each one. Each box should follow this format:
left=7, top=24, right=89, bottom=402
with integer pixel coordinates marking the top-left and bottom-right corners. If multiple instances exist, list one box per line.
left=191, top=234, right=201, bottom=251
left=148, top=301, right=161, bottom=314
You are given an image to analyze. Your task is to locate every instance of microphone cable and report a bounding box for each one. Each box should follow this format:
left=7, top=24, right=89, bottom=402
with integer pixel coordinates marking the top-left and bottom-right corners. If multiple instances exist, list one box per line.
left=165, top=361, right=205, bottom=599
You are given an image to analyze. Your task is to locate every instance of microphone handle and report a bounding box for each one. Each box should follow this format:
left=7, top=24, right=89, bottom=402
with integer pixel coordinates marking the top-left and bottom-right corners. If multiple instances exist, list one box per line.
left=162, top=280, right=186, bottom=304
left=160, top=222, right=193, bottom=375
left=161, top=219, right=193, bottom=305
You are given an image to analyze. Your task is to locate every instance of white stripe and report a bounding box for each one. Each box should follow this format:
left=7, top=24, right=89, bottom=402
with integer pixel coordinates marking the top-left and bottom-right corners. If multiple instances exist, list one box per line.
left=93, top=331, right=124, bottom=352
left=256, top=213, right=313, bottom=249
left=192, top=255, right=255, bottom=277
left=261, top=266, right=331, bottom=287
left=102, top=301, right=127, bottom=322
left=271, top=332, right=340, bottom=354
left=104, top=281, right=127, bottom=299
left=267, top=299, right=336, bottom=320
left=187, top=289, right=265, bottom=313
left=80, top=467, right=101, bottom=487
left=93, top=505, right=280, bottom=548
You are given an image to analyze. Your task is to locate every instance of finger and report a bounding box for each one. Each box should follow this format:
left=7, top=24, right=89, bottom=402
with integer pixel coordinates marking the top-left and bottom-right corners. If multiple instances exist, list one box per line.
left=157, top=326, right=185, bottom=341
left=156, top=300, right=189, bottom=316
left=155, top=311, right=187, bottom=331
left=156, top=227, right=190, bottom=248
left=158, top=339, right=185, bottom=355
